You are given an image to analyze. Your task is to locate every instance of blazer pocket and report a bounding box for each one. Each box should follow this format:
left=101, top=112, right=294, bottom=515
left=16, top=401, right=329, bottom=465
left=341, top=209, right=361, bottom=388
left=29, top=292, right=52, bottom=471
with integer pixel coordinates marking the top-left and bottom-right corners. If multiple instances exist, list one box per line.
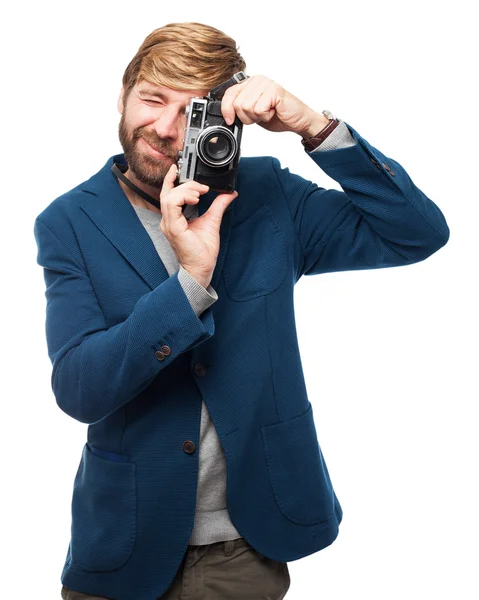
left=261, top=403, right=336, bottom=526
left=224, top=204, right=288, bottom=301
left=70, top=443, right=136, bottom=571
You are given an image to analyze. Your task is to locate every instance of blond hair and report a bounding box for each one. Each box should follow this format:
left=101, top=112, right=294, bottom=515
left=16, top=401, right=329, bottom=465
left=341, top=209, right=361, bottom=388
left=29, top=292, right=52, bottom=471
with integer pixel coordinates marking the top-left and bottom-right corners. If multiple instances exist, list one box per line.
left=122, top=22, right=246, bottom=99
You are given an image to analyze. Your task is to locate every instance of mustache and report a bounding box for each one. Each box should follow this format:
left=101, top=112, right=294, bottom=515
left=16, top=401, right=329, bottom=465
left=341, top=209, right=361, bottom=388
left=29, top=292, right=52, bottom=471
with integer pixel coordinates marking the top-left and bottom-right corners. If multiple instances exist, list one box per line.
left=132, top=128, right=176, bottom=158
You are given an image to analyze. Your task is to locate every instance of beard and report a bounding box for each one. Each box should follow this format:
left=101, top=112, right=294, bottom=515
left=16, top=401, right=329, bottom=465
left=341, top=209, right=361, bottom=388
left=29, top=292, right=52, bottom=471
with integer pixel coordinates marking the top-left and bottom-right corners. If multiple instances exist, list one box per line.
left=118, top=114, right=177, bottom=188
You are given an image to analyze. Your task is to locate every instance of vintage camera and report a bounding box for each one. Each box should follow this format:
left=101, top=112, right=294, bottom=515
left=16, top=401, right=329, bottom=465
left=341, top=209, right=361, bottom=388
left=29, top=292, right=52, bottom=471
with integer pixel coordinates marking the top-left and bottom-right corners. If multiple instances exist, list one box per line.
left=177, top=72, right=248, bottom=193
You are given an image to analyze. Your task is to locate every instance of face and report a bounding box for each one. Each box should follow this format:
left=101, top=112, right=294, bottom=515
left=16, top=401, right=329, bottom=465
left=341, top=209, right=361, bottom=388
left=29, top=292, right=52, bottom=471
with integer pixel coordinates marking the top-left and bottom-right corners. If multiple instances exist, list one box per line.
left=118, top=80, right=209, bottom=188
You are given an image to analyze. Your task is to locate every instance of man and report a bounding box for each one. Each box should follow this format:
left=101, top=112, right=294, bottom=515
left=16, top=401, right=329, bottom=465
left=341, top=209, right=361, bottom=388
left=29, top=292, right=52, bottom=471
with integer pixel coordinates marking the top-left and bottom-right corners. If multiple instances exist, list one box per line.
left=34, top=22, right=449, bottom=600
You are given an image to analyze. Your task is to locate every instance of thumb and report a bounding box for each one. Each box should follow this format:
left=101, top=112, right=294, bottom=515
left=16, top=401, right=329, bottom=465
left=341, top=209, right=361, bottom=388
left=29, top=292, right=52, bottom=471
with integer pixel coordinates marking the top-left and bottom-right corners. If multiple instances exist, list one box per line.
left=161, top=164, right=178, bottom=195
left=204, top=191, right=238, bottom=222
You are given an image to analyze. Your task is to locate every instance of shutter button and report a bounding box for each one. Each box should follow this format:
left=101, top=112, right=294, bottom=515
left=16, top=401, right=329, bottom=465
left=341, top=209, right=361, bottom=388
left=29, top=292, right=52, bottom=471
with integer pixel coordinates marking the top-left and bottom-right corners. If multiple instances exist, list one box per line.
left=194, top=363, right=207, bottom=377
left=183, top=440, right=196, bottom=454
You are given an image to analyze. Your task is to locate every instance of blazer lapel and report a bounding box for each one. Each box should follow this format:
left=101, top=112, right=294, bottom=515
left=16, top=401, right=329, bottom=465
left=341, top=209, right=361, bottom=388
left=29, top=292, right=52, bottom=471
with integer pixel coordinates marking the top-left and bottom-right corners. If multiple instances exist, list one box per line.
left=80, top=155, right=235, bottom=292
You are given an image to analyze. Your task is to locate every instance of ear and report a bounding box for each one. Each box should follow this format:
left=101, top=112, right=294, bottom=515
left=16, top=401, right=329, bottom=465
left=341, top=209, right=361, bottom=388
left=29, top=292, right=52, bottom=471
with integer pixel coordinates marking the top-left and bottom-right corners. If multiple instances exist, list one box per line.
left=117, top=86, right=125, bottom=114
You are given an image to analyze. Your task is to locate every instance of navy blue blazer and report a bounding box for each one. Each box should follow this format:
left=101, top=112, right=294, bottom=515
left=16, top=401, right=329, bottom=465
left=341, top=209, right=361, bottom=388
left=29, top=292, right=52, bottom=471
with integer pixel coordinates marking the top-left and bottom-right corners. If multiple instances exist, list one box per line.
left=34, top=123, right=449, bottom=600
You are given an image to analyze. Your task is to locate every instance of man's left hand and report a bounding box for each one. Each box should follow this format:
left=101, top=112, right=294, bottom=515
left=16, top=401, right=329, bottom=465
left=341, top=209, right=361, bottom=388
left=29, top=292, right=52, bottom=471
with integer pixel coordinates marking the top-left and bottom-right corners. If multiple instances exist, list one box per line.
left=220, top=75, right=328, bottom=139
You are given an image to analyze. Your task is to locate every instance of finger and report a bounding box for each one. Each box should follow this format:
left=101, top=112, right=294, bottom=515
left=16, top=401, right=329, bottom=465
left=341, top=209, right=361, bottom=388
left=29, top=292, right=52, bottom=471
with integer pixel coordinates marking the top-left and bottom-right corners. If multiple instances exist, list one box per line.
left=222, top=76, right=268, bottom=125
left=161, top=163, right=179, bottom=195
left=161, top=186, right=205, bottom=230
left=221, top=77, right=254, bottom=125
left=175, top=180, right=209, bottom=196
left=251, top=81, right=279, bottom=122
left=236, top=79, right=277, bottom=125
left=178, top=188, right=200, bottom=199
left=184, top=182, right=209, bottom=194
left=183, top=194, right=201, bottom=204
left=160, top=186, right=190, bottom=229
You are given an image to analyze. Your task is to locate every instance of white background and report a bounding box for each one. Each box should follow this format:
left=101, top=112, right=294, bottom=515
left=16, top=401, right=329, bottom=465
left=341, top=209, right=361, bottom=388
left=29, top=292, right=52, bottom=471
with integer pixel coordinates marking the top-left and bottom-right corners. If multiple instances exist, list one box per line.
left=1, top=0, right=478, bottom=598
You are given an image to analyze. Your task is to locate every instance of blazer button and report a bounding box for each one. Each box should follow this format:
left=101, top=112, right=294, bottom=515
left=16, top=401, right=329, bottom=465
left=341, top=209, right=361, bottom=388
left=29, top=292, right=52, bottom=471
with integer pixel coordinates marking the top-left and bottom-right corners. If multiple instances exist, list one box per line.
left=161, top=345, right=171, bottom=356
left=194, top=363, right=207, bottom=377
left=183, top=440, right=196, bottom=454
left=382, top=162, right=395, bottom=176
left=155, top=350, right=165, bottom=361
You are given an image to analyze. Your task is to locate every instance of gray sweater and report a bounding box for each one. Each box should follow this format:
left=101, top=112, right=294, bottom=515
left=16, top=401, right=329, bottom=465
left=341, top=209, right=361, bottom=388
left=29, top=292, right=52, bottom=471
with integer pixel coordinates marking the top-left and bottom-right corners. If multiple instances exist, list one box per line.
left=132, top=121, right=356, bottom=545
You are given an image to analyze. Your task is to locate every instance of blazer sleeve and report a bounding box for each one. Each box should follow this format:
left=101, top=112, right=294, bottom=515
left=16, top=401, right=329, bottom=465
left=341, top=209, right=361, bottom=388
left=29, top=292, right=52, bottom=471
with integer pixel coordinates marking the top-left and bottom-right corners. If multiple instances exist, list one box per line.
left=272, top=123, right=450, bottom=279
left=34, top=217, right=215, bottom=425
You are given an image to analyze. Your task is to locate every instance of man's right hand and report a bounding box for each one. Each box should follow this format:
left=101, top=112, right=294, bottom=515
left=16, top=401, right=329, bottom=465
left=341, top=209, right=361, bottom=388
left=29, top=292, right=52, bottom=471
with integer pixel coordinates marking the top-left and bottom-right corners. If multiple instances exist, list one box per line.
left=159, top=164, right=238, bottom=289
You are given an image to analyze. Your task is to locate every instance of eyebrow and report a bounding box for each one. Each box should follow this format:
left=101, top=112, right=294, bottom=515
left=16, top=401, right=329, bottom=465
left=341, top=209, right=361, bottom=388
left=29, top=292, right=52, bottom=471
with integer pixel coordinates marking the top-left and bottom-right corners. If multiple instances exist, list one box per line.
left=138, top=88, right=169, bottom=100
left=138, top=87, right=200, bottom=108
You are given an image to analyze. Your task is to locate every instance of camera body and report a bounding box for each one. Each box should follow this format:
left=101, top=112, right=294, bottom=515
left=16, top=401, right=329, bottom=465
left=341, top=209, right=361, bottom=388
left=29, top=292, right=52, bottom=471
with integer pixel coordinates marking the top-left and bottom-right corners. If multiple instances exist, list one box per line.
left=177, top=72, right=248, bottom=193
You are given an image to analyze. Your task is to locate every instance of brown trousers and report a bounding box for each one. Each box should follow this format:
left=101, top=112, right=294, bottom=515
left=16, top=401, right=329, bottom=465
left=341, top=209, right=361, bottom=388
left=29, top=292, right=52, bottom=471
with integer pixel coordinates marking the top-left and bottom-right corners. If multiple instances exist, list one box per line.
left=61, top=537, right=291, bottom=600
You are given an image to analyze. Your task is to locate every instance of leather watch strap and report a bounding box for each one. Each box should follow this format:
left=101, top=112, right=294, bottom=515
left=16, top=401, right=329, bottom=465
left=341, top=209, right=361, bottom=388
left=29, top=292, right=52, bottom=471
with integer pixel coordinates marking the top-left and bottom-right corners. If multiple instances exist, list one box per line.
left=301, top=111, right=340, bottom=151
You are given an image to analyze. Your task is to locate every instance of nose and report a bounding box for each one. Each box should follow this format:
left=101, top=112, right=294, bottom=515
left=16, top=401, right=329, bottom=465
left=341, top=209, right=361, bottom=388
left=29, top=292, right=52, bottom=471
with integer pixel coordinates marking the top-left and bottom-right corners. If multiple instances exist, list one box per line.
left=152, top=107, right=183, bottom=142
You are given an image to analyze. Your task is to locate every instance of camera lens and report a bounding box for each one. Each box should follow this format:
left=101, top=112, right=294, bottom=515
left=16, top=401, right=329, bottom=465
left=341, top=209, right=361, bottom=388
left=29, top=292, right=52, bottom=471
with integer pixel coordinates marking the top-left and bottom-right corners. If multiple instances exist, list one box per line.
left=204, top=134, right=231, bottom=161
left=197, top=126, right=237, bottom=167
